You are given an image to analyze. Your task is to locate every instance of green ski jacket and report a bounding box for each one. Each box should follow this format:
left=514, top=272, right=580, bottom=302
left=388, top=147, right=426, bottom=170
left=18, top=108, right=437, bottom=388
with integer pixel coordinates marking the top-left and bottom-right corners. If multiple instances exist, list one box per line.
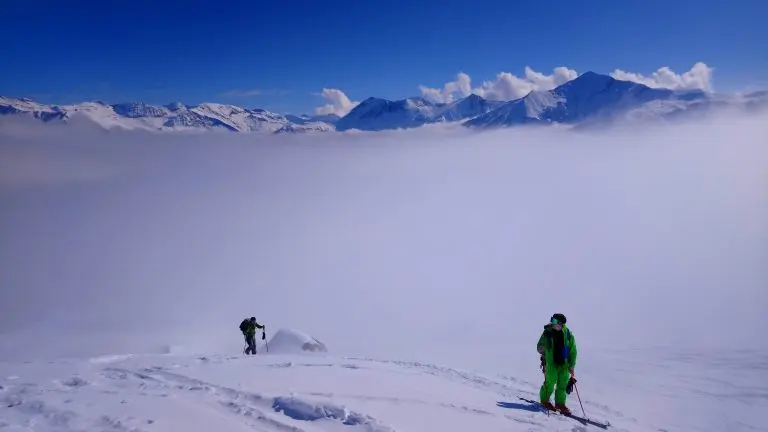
left=537, top=323, right=578, bottom=369
left=240, top=319, right=264, bottom=337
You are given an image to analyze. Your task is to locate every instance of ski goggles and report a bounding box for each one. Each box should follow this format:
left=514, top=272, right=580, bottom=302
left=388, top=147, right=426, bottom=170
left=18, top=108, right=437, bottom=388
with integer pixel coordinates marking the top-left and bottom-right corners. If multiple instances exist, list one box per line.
left=551, top=317, right=561, bottom=325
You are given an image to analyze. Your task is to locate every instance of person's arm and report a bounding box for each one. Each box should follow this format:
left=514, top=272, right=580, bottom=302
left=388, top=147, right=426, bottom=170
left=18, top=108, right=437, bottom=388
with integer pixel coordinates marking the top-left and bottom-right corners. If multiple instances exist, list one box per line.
left=568, top=332, right=578, bottom=373
left=537, top=330, right=547, bottom=354
left=256, top=322, right=265, bottom=329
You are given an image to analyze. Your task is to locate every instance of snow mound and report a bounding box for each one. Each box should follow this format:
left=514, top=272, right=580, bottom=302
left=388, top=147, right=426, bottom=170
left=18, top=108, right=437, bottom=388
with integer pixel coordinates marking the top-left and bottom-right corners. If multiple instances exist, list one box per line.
left=272, top=395, right=394, bottom=430
left=266, top=328, right=328, bottom=354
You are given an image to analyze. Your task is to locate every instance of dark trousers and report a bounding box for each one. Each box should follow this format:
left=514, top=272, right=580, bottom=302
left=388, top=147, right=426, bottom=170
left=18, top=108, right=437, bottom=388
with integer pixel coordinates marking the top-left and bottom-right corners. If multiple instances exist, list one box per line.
left=244, top=334, right=257, bottom=355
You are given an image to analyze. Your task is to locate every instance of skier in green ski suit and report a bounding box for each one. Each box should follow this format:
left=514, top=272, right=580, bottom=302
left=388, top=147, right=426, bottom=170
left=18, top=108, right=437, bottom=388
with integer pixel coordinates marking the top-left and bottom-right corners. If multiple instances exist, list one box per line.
left=537, top=313, right=577, bottom=415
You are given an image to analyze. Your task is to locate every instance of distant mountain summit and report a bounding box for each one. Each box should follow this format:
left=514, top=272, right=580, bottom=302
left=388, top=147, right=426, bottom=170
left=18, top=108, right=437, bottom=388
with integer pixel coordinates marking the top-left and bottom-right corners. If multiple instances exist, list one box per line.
left=334, top=94, right=502, bottom=132
left=1, top=72, right=765, bottom=133
left=0, top=97, right=336, bottom=133
left=465, top=71, right=703, bottom=128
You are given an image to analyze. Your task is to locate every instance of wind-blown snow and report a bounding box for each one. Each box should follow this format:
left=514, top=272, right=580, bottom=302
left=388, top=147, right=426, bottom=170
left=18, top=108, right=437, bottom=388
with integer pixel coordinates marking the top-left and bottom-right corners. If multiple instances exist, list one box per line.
left=0, top=110, right=766, bottom=431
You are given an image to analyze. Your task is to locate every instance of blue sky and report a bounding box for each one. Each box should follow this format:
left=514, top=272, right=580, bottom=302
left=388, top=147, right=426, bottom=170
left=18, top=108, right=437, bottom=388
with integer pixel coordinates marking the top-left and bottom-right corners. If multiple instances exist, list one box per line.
left=3, top=0, right=766, bottom=115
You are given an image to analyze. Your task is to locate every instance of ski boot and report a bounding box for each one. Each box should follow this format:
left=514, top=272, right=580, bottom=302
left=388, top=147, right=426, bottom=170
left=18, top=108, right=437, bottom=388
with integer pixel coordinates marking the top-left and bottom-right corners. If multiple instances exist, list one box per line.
left=555, top=404, right=572, bottom=415
left=540, top=401, right=556, bottom=411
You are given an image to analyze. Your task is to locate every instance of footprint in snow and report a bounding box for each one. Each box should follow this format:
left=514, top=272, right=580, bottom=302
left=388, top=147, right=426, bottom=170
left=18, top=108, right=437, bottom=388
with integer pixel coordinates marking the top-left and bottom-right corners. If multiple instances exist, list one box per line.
left=60, top=377, right=89, bottom=388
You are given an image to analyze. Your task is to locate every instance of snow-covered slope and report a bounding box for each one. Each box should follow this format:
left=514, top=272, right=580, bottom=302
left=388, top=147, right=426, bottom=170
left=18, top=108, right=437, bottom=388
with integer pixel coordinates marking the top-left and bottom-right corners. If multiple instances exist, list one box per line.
left=335, top=97, right=439, bottom=132
left=287, top=113, right=342, bottom=126
left=464, top=72, right=697, bottom=128
left=573, top=88, right=768, bottom=130
left=0, top=97, right=67, bottom=122
left=188, top=104, right=291, bottom=133
left=1, top=343, right=764, bottom=431
left=275, top=121, right=335, bottom=134
left=463, top=72, right=768, bottom=130
left=432, top=93, right=506, bottom=123
left=4, top=77, right=765, bottom=134
left=0, top=98, right=335, bottom=133
left=310, top=113, right=342, bottom=125
left=334, top=94, right=500, bottom=132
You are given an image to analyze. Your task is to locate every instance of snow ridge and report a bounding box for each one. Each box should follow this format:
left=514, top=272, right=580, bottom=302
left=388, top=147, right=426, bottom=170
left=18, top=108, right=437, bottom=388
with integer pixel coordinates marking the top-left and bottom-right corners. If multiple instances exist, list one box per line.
left=2, top=72, right=766, bottom=133
left=0, top=98, right=336, bottom=134
left=334, top=95, right=501, bottom=132
left=465, top=71, right=768, bottom=129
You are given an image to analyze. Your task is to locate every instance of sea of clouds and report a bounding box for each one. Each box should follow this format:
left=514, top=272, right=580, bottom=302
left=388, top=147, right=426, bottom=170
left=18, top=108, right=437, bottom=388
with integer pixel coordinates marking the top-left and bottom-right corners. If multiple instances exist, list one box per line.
left=1, top=112, right=766, bottom=377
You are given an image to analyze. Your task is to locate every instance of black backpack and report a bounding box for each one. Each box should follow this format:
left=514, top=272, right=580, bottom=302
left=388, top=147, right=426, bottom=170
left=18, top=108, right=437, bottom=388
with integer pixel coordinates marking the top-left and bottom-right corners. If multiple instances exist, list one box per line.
left=239, top=319, right=248, bottom=333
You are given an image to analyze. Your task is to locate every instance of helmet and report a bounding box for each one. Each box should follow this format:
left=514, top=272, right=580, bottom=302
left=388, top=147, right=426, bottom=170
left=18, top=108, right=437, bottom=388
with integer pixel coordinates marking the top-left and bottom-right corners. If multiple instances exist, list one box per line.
left=551, top=313, right=567, bottom=325
left=250, top=317, right=256, bottom=322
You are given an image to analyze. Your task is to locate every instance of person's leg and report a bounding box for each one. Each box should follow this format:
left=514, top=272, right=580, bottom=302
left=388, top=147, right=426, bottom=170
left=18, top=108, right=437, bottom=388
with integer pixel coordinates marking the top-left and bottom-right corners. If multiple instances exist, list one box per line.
left=539, top=363, right=557, bottom=404
left=554, top=366, right=570, bottom=406
left=250, top=335, right=257, bottom=355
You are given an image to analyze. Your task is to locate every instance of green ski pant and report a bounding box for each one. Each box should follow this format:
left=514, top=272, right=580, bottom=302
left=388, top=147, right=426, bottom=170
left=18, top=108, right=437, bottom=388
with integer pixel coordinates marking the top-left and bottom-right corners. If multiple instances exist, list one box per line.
left=540, top=363, right=570, bottom=405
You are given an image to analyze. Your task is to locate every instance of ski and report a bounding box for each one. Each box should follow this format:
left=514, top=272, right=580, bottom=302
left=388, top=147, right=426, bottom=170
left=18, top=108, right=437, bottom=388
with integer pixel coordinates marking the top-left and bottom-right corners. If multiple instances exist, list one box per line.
left=518, top=397, right=610, bottom=429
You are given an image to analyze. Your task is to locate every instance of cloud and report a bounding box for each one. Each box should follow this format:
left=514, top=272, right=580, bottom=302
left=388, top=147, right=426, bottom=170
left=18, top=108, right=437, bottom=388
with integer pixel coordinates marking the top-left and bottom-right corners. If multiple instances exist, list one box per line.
left=610, top=62, right=714, bottom=92
left=419, top=63, right=714, bottom=103
left=420, top=66, right=578, bottom=103
left=1, top=110, right=766, bottom=364
left=314, top=88, right=359, bottom=117
left=475, top=66, right=579, bottom=101
left=418, top=72, right=473, bottom=104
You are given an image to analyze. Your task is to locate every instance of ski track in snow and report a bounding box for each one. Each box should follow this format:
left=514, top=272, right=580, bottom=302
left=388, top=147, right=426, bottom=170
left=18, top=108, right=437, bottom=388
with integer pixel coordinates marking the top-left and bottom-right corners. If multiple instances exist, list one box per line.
left=1, top=352, right=763, bottom=431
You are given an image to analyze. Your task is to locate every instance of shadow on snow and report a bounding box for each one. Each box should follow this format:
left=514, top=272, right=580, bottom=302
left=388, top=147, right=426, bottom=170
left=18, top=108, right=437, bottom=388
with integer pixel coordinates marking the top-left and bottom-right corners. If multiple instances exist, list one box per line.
left=496, top=401, right=541, bottom=412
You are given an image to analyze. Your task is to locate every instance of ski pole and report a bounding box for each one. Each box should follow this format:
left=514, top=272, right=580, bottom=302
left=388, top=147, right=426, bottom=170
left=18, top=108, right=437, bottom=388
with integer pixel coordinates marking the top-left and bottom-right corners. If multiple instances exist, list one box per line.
left=263, top=329, right=269, bottom=353
left=574, top=382, right=586, bottom=418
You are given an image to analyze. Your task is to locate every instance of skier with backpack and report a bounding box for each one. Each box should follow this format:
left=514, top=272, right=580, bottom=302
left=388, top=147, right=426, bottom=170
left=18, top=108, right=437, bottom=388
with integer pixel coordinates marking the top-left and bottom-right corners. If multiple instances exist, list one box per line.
left=537, top=313, right=578, bottom=415
left=239, top=317, right=265, bottom=355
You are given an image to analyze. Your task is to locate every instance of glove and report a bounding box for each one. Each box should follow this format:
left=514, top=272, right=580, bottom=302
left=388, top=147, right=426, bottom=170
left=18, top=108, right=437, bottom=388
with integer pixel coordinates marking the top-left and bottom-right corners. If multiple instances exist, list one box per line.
left=566, top=377, right=577, bottom=394
left=262, top=331, right=266, bottom=340
left=540, top=355, right=546, bottom=374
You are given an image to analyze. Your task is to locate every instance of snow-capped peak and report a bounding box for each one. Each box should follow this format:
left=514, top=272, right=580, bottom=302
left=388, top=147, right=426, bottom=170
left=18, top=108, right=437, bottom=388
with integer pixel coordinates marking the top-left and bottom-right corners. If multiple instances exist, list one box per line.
left=463, top=71, right=724, bottom=129
left=335, top=94, right=500, bottom=132
left=0, top=97, right=337, bottom=133
left=2, top=75, right=766, bottom=134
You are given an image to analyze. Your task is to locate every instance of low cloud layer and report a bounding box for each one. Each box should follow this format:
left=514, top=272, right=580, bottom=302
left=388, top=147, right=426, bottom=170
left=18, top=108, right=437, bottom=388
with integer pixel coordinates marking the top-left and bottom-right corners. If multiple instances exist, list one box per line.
left=419, top=63, right=714, bottom=103
left=1, top=112, right=766, bottom=370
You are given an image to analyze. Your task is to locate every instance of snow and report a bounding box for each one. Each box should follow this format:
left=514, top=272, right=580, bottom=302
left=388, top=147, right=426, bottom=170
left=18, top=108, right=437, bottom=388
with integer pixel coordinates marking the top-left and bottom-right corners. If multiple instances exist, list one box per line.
left=2, top=74, right=765, bottom=133
left=266, top=329, right=328, bottom=354
left=0, top=97, right=67, bottom=122
left=335, top=95, right=499, bottom=131
left=1, top=110, right=767, bottom=431
left=335, top=97, right=433, bottom=131
left=275, top=121, right=335, bottom=134
left=1, top=346, right=765, bottom=431
left=462, top=71, right=761, bottom=129
left=61, top=101, right=166, bottom=131
left=0, top=98, right=332, bottom=133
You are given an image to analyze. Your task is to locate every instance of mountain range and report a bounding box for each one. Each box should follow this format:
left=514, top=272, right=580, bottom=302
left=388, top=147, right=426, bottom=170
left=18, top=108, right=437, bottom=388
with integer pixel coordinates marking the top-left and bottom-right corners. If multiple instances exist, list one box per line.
left=2, top=72, right=766, bottom=134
